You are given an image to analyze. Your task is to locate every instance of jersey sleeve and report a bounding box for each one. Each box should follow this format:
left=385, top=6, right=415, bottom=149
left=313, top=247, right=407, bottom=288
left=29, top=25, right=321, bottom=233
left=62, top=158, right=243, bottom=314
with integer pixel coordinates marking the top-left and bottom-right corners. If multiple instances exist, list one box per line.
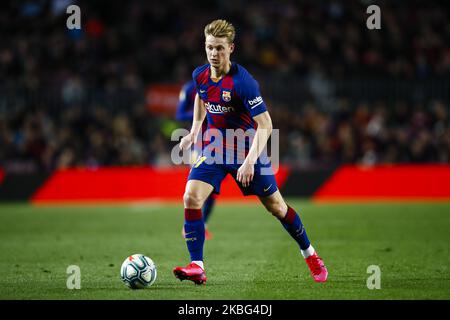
left=236, top=72, right=268, bottom=118
left=191, top=64, right=209, bottom=95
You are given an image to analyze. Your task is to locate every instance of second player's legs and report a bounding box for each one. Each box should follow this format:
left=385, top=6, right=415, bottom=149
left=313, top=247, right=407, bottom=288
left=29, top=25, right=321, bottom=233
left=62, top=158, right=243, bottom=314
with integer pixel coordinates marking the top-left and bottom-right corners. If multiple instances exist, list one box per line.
left=202, top=194, right=216, bottom=223
left=202, top=194, right=216, bottom=240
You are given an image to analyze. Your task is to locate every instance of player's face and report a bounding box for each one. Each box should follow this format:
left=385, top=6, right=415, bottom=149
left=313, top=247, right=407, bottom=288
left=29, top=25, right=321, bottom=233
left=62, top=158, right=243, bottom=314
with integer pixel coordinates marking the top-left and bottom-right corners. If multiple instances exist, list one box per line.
left=205, top=35, right=234, bottom=69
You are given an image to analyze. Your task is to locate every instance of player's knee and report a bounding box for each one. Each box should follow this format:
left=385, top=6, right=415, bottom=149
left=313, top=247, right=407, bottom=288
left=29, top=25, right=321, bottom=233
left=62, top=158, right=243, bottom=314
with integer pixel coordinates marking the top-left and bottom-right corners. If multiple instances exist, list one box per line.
left=183, top=192, right=203, bottom=209
left=266, top=201, right=288, bottom=219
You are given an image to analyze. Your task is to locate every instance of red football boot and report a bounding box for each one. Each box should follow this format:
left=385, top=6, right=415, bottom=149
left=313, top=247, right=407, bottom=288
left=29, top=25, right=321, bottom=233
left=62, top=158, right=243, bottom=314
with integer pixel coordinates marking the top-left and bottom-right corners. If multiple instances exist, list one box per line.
left=173, top=262, right=207, bottom=285
left=305, top=253, right=328, bottom=282
left=204, top=227, right=213, bottom=240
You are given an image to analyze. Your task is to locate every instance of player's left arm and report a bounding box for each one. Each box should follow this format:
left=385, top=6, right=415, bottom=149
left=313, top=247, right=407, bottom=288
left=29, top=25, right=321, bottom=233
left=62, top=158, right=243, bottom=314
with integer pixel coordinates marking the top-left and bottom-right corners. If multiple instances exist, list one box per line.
left=236, top=111, right=272, bottom=187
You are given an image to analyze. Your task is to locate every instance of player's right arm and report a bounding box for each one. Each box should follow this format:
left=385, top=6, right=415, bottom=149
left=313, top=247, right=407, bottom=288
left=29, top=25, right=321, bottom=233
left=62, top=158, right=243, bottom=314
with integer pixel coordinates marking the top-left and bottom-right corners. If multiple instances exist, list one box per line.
left=180, top=93, right=206, bottom=150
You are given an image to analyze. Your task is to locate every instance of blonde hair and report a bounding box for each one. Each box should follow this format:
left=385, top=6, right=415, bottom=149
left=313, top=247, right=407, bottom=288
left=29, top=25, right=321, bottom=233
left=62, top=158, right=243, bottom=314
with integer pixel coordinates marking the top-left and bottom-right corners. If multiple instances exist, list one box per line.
left=204, top=19, right=235, bottom=43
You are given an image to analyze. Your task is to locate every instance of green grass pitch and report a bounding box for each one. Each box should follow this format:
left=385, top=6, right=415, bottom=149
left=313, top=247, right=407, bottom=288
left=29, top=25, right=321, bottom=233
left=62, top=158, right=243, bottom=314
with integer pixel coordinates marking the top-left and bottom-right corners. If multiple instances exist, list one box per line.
left=0, top=200, right=449, bottom=299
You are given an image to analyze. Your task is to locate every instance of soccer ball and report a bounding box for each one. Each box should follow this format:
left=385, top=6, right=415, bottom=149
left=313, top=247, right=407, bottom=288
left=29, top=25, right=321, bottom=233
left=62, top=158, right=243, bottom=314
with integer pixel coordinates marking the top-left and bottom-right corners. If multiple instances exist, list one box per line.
left=120, top=254, right=157, bottom=289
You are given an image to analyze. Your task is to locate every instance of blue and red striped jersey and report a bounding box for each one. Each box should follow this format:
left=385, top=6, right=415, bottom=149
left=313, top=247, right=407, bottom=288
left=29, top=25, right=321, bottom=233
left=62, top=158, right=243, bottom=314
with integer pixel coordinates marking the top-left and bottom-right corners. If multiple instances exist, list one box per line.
left=192, top=62, right=268, bottom=162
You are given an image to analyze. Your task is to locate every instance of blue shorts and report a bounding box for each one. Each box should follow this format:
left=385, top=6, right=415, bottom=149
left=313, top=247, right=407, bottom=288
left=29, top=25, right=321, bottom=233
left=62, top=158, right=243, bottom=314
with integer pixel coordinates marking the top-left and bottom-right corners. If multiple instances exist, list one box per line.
left=188, top=156, right=278, bottom=197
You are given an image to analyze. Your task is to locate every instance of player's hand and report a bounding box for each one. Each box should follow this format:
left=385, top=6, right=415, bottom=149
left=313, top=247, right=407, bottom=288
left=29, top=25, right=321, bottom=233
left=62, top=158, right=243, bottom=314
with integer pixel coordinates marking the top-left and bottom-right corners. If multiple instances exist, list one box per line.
left=237, top=161, right=254, bottom=188
left=180, top=132, right=195, bottom=150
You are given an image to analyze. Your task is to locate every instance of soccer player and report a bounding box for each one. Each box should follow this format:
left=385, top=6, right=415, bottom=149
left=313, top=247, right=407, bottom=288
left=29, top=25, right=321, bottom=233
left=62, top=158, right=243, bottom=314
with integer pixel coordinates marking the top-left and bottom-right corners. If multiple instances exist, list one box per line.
left=173, top=19, right=328, bottom=284
left=176, top=79, right=216, bottom=240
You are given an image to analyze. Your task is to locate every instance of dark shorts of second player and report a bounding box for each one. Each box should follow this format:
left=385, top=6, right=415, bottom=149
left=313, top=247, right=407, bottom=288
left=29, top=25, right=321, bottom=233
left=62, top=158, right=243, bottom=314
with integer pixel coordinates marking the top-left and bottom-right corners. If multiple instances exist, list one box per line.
left=187, top=156, right=278, bottom=197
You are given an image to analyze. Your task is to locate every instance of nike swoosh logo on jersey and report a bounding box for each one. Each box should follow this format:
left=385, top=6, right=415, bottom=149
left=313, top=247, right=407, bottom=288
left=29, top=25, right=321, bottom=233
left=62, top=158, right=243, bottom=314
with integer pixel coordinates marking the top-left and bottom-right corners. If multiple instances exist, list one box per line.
left=264, top=184, right=272, bottom=192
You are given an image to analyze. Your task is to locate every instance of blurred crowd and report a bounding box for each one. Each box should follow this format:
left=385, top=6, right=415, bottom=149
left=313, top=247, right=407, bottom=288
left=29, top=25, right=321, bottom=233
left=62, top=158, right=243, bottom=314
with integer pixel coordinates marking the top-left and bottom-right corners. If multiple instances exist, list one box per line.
left=0, top=0, right=449, bottom=172
left=275, top=99, right=449, bottom=167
